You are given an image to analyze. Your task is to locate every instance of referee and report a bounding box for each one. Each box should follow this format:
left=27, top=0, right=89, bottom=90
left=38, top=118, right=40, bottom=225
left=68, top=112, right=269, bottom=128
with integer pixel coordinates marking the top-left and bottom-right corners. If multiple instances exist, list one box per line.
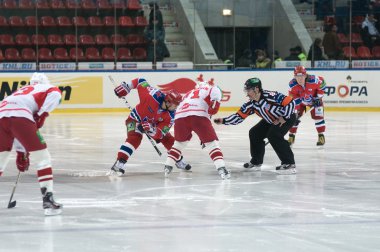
left=214, top=77, right=297, bottom=174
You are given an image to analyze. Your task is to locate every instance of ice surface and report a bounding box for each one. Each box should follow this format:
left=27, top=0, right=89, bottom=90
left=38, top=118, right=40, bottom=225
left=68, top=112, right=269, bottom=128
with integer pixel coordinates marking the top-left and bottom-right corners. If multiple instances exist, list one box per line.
left=1, top=112, right=380, bottom=252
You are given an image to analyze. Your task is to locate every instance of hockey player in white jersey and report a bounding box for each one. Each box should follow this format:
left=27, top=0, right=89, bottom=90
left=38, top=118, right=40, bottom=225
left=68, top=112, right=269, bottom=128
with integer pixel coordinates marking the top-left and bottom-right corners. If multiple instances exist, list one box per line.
left=0, top=72, right=63, bottom=215
left=164, top=76, right=230, bottom=179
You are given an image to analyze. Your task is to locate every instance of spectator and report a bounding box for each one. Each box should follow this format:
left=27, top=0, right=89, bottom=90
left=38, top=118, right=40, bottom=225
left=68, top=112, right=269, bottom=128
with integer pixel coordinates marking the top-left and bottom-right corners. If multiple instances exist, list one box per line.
left=254, top=49, right=271, bottom=68
left=145, top=23, right=170, bottom=63
left=322, top=24, right=343, bottom=59
left=361, top=13, right=380, bottom=49
left=307, top=38, right=327, bottom=62
left=284, top=47, right=299, bottom=61
left=224, top=54, right=234, bottom=69
left=294, top=45, right=307, bottom=61
left=272, top=50, right=283, bottom=68
left=149, top=2, right=164, bottom=30
left=236, top=49, right=254, bottom=68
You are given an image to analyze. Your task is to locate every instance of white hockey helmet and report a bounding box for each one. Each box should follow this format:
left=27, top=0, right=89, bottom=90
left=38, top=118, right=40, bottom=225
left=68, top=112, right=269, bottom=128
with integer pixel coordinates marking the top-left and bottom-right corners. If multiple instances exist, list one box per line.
left=30, top=72, right=50, bottom=85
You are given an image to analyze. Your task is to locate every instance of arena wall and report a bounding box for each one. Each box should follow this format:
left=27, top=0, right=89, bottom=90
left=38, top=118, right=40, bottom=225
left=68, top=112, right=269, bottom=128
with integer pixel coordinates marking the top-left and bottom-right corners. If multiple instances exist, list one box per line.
left=0, top=70, right=377, bottom=112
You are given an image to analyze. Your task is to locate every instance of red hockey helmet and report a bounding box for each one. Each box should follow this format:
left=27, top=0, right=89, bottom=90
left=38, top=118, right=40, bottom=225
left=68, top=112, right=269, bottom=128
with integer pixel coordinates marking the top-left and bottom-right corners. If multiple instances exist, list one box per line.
left=294, top=66, right=307, bottom=76
left=164, top=89, right=182, bottom=106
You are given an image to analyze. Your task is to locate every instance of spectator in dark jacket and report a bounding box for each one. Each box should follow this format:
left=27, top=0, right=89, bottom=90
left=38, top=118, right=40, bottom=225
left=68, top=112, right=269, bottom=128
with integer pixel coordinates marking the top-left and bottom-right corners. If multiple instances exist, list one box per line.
left=308, top=38, right=326, bottom=61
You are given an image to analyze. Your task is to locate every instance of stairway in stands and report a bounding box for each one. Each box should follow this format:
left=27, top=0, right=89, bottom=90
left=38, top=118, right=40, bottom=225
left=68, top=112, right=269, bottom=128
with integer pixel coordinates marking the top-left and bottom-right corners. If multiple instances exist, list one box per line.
left=143, top=2, right=192, bottom=62
left=293, top=1, right=324, bottom=42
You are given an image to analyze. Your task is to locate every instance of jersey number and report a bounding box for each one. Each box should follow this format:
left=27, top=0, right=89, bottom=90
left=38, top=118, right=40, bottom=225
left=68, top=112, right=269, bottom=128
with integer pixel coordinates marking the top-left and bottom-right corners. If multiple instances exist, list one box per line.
left=13, top=86, right=35, bottom=96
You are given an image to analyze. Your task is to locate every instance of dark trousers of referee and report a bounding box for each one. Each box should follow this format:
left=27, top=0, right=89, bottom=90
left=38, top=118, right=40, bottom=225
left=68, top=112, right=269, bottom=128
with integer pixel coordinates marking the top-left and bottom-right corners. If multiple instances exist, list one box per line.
left=249, top=113, right=297, bottom=166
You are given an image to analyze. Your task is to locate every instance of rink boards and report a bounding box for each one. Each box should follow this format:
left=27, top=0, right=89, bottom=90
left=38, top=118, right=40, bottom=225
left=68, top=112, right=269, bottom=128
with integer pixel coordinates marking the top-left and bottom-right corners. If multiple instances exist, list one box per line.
left=0, top=70, right=378, bottom=112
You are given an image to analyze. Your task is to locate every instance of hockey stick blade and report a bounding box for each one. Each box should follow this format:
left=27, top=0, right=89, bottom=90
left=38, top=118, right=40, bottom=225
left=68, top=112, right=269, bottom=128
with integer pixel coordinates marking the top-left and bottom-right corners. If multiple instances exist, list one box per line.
left=7, top=200, right=16, bottom=209
left=7, top=171, right=21, bottom=209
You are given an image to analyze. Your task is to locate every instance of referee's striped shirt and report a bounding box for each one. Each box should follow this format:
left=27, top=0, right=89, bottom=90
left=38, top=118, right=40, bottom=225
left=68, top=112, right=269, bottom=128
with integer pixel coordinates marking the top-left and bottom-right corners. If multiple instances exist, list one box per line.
left=222, top=90, right=296, bottom=125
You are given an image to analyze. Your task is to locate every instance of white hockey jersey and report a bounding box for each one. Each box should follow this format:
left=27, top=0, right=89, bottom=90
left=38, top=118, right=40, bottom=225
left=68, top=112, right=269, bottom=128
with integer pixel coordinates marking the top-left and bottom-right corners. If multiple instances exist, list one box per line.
left=0, top=83, right=62, bottom=122
left=175, top=84, right=222, bottom=120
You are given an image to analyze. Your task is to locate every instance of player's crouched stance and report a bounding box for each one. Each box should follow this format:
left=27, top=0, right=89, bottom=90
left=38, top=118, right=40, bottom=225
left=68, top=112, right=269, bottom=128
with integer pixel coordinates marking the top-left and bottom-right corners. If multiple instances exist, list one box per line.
left=0, top=72, right=62, bottom=215
left=110, top=77, right=191, bottom=176
left=214, top=78, right=297, bottom=175
left=164, top=78, right=230, bottom=179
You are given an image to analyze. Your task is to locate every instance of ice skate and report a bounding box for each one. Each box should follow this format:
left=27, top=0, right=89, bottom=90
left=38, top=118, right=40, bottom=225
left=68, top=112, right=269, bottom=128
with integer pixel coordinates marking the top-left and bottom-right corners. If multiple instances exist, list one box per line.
left=109, top=159, right=126, bottom=176
left=217, top=167, right=231, bottom=179
left=41, top=187, right=62, bottom=216
left=275, top=164, right=296, bottom=175
left=164, top=165, right=173, bottom=177
left=175, top=156, right=192, bottom=171
left=243, top=162, right=262, bottom=171
left=317, top=133, right=325, bottom=146
left=288, top=133, right=295, bottom=147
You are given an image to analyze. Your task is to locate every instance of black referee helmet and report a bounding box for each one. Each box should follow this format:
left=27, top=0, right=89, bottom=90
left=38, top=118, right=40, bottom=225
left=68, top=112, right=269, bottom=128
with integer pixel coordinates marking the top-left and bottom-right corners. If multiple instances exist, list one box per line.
left=244, top=78, right=262, bottom=91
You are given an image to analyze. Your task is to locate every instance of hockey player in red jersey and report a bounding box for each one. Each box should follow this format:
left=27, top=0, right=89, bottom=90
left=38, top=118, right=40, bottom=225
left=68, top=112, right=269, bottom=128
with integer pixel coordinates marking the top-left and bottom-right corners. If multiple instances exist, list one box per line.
left=0, top=72, right=63, bottom=215
left=288, top=66, right=326, bottom=146
left=111, top=77, right=191, bottom=176
left=164, top=76, right=230, bottom=179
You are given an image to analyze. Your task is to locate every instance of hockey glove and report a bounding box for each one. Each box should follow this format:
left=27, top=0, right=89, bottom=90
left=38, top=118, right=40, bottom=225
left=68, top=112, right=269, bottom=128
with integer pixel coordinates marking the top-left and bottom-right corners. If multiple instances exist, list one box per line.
left=34, top=112, right=49, bottom=129
left=140, top=122, right=161, bottom=139
left=16, top=151, right=30, bottom=172
left=114, top=82, right=130, bottom=98
left=313, top=98, right=322, bottom=107
left=208, top=101, right=221, bottom=115
left=213, top=118, right=224, bottom=125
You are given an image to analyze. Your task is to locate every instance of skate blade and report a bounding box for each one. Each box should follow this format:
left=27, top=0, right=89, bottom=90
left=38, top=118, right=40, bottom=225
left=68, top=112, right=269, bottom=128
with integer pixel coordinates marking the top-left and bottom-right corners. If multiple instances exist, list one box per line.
left=276, top=169, right=297, bottom=175
left=107, top=170, right=123, bottom=177
left=44, top=208, right=62, bottom=216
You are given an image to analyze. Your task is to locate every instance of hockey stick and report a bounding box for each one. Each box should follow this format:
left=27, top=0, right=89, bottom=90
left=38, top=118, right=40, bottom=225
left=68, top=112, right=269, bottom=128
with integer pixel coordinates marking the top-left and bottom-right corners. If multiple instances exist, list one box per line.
left=108, top=75, right=162, bottom=156
left=265, top=106, right=315, bottom=146
left=7, top=171, right=21, bottom=208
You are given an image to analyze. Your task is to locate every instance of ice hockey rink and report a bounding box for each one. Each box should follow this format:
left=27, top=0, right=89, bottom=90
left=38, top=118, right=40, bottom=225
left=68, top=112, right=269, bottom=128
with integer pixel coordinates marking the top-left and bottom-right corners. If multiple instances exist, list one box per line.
left=1, top=111, right=380, bottom=252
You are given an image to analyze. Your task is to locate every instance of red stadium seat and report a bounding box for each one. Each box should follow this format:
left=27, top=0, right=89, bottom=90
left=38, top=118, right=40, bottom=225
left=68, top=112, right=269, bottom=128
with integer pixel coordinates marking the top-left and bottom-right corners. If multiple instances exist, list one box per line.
left=324, top=16, right=335, bottom=26
left=19, top=0, right=34, bottom=9
left=36, top=0, right=50, bottom=9
left=82, top=0, right=96, bottom=10
left=57, top=16, right=73, bottom=27
left=102, top=47, right=115, bottom=61
left=38, top=48, right=55, bottom=61
left=134, top=16, right=147, bottom=27
left=2, top=0, right=17, bottom=9
left=79, top=34, right=95, bottom=46
left=72, top=16, right=88, bottom=27
left=119, top=16, right=134, bottom=27
left=350, top=33, right=363, bottom=44
left=31, top=34, right=48, bottom=46
left=69, top=47, right=86, bottom=61
left=133, top=47, right=147, bottom=60
left=95, top=34, right=111, bottom=45
left=51, top=0, right=66, bottom=9
left=0, top=34, right=15, bottom=46
left=126, top=34, right=145, bottom=45
left=5, top=48, right=21, bottom=61
left=117, top=47, right=133, bottom=61
left=337, top=33, right=349, bottom=44
left=112, top=0, right=126, bottom=9
left=0, top=49, right=4, bottom=62
left=357, top=46, right=372, bottom=59
left=86, top=47, right=102, bottom=60
left=97, top=0, right=112, bottom=10
left=41, top=16, right=57, bottom=27
left=64, top=34, right=77, bottom=46
left=0, top=16, right=8, bottom=28
left=372, top=46, right=380, bottom=58
left=9, top=16, right=25, bottom=28
left=54, top=47, right=70, bottom=61
left=111, top=34, right=127, bottom=45
left=88, top=16, right=103, bottom=27
left=103, top=16, right=117, bottom=27
left=25, top=16, right=39, bottom=27
left=342, top=46, right=358, bottom=59
left=127, top=0, right=141, bottom=10
left=48, top=34, right=64, bottom=46
left=21, top=48, right=37, bottom=61
left=65, top=0, right=81, bottom=9
left=15, top=34, right=32, bottom=46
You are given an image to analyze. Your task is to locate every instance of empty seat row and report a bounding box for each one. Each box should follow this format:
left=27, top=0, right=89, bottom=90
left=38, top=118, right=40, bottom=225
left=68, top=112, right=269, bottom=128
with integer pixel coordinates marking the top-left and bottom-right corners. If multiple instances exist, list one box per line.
left=0, top=34, right=146, bottom=46
left=1, top=0, right=141, bottom=10
left=0, top=15, right=147, bottom=28
left=0, top=47, right=147, bottom=62
left=337, top=33, right=363, bottom=44
left=342, top=46, right=380, bottom=59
